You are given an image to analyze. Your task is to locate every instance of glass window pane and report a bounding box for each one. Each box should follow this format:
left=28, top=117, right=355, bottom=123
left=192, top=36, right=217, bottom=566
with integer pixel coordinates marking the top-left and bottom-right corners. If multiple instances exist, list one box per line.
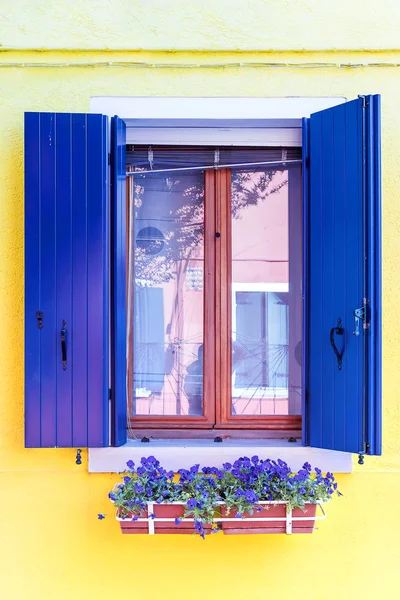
left=129, top=172, right=205, bottom=416
left=231, top=167, right=301, bottom=416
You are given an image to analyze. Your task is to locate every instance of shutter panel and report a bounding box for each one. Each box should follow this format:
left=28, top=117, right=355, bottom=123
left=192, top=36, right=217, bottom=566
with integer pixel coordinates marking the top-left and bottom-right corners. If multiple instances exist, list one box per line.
left=303, top=95, right=382, bottom=457
left=25, top=112, right=109, bottom=447
left=111, top=116, right=127, bottom=446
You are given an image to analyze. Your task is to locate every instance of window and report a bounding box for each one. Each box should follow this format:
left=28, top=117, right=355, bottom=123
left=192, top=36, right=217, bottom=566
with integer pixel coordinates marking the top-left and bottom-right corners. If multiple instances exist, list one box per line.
left=126, top=146, right=302, bottom=434
left=24, top=96, right=382, bottom=460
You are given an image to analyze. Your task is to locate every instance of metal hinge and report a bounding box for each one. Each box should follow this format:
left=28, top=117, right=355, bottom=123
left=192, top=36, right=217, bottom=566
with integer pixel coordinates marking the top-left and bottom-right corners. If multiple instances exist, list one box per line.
left=36, top=311, right=43, bottom=329
left=353, top=302, right=369, bottom=336
left=108, top=152, right=111, bottom=166
left=108, top=388, right=112, bottom=400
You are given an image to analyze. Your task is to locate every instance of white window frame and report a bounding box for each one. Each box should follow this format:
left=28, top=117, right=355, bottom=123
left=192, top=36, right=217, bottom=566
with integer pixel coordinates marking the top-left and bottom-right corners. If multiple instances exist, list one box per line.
left=88, top=96, right=352, bottom=473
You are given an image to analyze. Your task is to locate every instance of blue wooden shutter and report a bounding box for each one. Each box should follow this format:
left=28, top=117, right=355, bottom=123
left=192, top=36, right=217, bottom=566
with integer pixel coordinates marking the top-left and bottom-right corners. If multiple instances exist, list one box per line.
left=25, top=112, right=109, bottom=447
left=303, top=95, right=382, bottom=457
left=111, top=116, right=127, bottom=446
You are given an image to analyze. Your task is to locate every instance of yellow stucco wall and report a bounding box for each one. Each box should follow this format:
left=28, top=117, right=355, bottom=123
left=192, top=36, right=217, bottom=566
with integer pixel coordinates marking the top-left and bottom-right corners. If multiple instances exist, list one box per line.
left=0, top=4, right=399, bottom=599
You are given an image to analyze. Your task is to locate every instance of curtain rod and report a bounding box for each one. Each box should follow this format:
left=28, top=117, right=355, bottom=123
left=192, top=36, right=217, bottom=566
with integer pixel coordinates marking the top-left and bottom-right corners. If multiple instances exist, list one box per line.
left=126, top=158, right=301, bottom=176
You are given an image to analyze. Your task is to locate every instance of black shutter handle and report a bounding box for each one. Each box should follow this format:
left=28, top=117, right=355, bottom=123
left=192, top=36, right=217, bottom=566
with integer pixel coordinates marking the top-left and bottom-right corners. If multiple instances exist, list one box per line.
left=330, top=318, right=344, bottom=371
left=61, top=320, right=67, bottom=371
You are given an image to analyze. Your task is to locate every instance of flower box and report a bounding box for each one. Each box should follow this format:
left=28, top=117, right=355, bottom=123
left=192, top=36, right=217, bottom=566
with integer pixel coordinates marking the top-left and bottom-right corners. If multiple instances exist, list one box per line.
left=115, top=501, right=324, bottom=535
left=220, top=502, right=319, bottom=535
left=103, top=455, right=338, bottom=538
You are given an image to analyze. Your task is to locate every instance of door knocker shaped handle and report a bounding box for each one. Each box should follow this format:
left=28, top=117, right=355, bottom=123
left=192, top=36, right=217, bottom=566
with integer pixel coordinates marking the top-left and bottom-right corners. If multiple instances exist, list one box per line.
left=330, top=318, right=344, bottom=371
left=61, top=320, right=67, bottom=371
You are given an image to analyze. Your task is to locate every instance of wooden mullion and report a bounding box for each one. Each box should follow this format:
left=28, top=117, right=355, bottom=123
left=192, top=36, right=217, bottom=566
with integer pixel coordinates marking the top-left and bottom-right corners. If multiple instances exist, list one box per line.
left=202, top=170, right=216, bottom=423
left=215, top=169, right=232, bottom=423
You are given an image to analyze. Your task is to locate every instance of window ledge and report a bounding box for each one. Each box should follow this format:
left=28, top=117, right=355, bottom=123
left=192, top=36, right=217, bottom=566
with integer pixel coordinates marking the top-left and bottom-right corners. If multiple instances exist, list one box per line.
left=88, top=439, right=352, bottom=473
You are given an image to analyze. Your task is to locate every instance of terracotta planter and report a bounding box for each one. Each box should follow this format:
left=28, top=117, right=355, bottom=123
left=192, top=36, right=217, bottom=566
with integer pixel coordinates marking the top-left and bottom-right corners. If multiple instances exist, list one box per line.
left=117, top=504, right=213, bottom=535
left=220, top=503, right=318, bottom=535
left=116, top=501, right=323, bottom=535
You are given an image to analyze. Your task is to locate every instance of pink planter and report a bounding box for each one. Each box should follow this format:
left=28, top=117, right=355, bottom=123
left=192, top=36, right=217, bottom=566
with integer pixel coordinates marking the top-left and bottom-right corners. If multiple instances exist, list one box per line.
left=116, top=502, right=322, bottom=535
left=220, top=503, right=317, bottom=534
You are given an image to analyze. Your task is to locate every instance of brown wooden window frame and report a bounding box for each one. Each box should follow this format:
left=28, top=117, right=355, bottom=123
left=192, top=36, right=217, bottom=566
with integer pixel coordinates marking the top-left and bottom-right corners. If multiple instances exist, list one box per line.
left=127, top=163, right=301, bottom=437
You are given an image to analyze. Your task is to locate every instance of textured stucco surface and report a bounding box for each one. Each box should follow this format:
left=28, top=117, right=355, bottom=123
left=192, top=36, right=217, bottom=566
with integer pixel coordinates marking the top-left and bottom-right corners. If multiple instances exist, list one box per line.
left=0, top=4, right=399, bottom=597
left=1, top=0, right=400, bottom=51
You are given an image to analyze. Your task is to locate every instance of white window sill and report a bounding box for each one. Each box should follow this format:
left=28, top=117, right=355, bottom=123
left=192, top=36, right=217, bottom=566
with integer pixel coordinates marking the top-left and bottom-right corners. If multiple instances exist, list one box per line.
left=88, top=439, right=352, bottom=473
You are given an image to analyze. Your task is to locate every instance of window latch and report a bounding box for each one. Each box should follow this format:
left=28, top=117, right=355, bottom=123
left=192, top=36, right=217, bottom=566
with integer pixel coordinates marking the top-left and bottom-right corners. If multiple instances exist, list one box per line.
left=353, top=307, right=366, bottom=336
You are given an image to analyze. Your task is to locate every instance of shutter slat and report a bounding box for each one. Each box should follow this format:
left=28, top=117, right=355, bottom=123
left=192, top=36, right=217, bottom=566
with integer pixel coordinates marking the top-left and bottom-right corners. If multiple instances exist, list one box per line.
left=343, top=101, right=363, bottom=450
left=55, top=114, right=73, bottom=446
left=111, top=116, right=127, bottom=447
left=308, top=111, right=324, bottom=447
left=331, top=104, right=347, bottom=451
left=24, top=113, right=41, bottom=447
left=40, top=113, right=57, bottom=447
left=71, top=114, right=89, bottom=446
left=87, top=115, right=109, bottom=447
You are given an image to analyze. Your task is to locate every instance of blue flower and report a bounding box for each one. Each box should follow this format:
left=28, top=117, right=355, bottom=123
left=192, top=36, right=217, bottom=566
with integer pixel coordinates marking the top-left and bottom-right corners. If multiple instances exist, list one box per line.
left=303, top=462, right=312, bottom=472
left=190, top=464, right=200, bottom=474
left=244, top=489, right=258, bottom=503
left=98, top=513, right=105, bottom=520
left=135, top=484, right=143, bottom=494
left=222, top=462, right=232, bottom=470
left=194, top=520, right=203, bottom=533
left=108, top=492, right=116, bottom=501
left=149, top=513, right=156, bottom=519
left=299, top=486, right=306, bottom=494
left=235, top=488, right=244, bottom=498
left=126, top=460, right=135, bottom=469
left=186, top=498, right=197, bottom=509
left=131, top=515, right=138, bottom=521
left=235, top=513, right=243, bottom=519
left=174, top=518, right=182, bottom=525
left=251, top=455, right=259, bottom=464
left=123, top=476, right=131, bottom=484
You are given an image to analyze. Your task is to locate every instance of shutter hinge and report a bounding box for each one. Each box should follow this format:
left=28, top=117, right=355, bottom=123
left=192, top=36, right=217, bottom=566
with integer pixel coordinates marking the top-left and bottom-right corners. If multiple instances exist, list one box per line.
left=358, top=94, right=369, bottom=108
left=108, top=152, right=111, bottom=166
left=36, top=311, right=43, bottom=329
left=76, top=449, right=82, bottom=465
left=353, top=301, right=370, bottom=336
left=358, top=443, right=370, bottom=465
left=108, top=388, right=112, bottom=400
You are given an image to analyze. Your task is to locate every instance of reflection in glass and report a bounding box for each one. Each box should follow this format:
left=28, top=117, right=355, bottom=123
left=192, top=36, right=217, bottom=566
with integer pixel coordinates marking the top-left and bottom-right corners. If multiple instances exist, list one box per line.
left=129, top=172, right=205, bottom=416
left=231, top=167, right=301, bottom=416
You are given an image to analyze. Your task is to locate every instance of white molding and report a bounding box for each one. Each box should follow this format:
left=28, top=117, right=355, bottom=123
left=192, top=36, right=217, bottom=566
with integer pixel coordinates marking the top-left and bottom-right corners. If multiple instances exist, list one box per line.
left=90, top=96, right=346, bottom=147
left=90, top=96, right=346, bottom=120
left=89, top=441, right=352, bottom=473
